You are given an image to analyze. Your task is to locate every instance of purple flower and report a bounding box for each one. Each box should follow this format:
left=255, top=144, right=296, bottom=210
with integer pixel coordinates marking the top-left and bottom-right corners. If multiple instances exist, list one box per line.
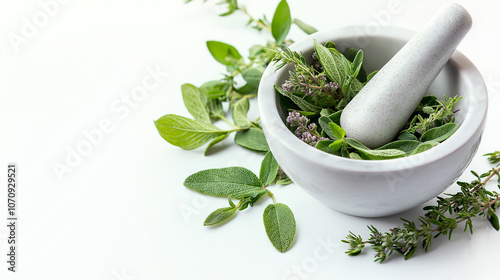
left=282, top=80, right=293, bottom=91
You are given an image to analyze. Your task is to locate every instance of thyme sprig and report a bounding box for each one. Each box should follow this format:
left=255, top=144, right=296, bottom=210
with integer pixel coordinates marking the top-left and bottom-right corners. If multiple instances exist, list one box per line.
left=343, top=153, right=500, bottom=262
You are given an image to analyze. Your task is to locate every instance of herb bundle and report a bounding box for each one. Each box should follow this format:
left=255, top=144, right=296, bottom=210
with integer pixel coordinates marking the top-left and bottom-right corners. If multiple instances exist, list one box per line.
left=155, top=0, right=498, bottom=259
left=271, top=41, right=462, bottom=159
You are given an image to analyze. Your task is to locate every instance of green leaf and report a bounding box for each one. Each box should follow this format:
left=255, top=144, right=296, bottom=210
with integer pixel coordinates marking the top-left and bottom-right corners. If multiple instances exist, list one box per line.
left=181, top=84, right=211, bottom=123
left=420, top=123, right=459, bottom=142
left=293, top=18, right=317, bottom=34
left=324, top=41, right=336, bottom=49
left=217, top=0, right=238, bottom=16
left=489, top=213, right=500, bottom=231
left=204, top=133, right=230, bottom=156
left=398, top=131, right=419, bottom=141
left=237, top=83, right=258, bottom=96
left=234, top=127, right=270, bottom=152
left=260, top=152, right=280, bottom=186
left=184, top=167, right=266, bottom=199
left=232, top=97, right=251, bottom=128
left=263, top=203, right=296, bottom=253
left=346, top=139, right=406, bottom=160
left=376, top=140, right=422, bottom=156
left=271, top=0, right=292, bottom=44
left=274, top=85, right=322, bottom=113
left=204, top=207, right=237, bottom=226
left=349, top=152, right=363, bottom=160
left=329, top=122, right=346, bottom=140
left=318, top=116, right=337, bottom=140
left=343, top=48, right=367, bottom=82
left=329, top=139, right=343, bottom=152
left=242, top=67, right=264, bottom=88
left=206, top=41, right=243, bottom=66
left=155, top=115, right=226, bottom=150
left=409, top=141, right=440, bottom=156
left=313, top=39, right=346, bottom=86
left=366, top=70, right=378, bottom=83
left=316, top=140, right=335, bottom=154
left=350, top=50, right=364, bottom=79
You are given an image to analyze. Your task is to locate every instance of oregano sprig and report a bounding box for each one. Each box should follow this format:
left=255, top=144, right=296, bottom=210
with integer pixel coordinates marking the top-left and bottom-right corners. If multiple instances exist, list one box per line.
left=342, top=152, right=500, bottom=262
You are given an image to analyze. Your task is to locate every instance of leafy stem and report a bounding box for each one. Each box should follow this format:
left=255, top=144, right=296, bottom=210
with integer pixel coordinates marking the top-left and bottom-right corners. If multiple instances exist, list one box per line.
left=343, top=156, right=500, bottom=262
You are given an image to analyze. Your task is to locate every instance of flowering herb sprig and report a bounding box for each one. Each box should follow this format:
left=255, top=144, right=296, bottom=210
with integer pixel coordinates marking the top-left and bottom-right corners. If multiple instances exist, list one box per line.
left=286, top=111, right=327, bottom=146
left=343, top=153, right=500, bottom=262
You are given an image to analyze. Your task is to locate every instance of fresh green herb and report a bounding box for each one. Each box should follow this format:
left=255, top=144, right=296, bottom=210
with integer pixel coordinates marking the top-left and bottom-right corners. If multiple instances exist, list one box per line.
left=156, top=0, right=308, bottom=252
left=158, top=1, right=496, bottom=259
left=342, top=153, right=500, bottom=262
left=273, top=40, right=462, bottom=158
left=184, top=152, right=295, bottom=251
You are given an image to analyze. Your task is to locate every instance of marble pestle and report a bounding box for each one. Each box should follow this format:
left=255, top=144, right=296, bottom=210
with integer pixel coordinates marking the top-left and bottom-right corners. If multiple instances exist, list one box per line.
left=340, top=3, right=472, bottom=148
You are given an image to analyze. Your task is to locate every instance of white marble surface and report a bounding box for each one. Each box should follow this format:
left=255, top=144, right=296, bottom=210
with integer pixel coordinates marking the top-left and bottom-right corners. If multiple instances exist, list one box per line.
left=0, top=1, right=499, bottom=280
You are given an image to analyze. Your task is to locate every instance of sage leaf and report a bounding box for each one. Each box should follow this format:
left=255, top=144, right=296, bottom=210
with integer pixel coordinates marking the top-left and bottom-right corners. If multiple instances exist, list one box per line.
left=204, top=207, right=237, bottom=226
left=329, top=122, right=346, bottom=140
left=274, top=85, right=322, bottom=113
left=489, top=213, right=500, bottom=231
left=271, top=0, right=292, bottom=44
left=409, top=141, right=440, bottom=156
left=206, top=41, right=243, bottom=66
left=232, top=97, right=251, bottom=128
left=293, top=18, right=317, bottom=34
left=263, top=203, right=296, bottom=253
left=377, top=140, right=422, bottom=156
left=260, top=151, right=280, bottom=186
left=204, top=133, right=230, bottom=156
left=398, top=131, right=419, bottom=141
left=420, top=123, right=459, bottom=142
left=346, top=139, right=406, bottom=160
left=184, top=167, right=266, bottom=199
left=155, top=114, right=226, bottom=150
left=234, top=127, right=270, bottom=152
left=313, top=39, right=345, bottom=86
left=181, top=83, right=211, bottom=123
left=242, top=67, right=264, bottom=88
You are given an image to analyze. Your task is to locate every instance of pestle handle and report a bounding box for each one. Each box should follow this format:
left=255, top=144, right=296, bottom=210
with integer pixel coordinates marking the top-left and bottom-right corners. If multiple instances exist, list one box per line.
left=340, top=3, right=472, bottom=149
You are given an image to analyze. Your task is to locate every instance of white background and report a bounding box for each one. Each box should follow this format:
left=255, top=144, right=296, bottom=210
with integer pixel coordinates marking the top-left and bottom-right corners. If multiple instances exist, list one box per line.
left=1, top=0, right=499, bottom=279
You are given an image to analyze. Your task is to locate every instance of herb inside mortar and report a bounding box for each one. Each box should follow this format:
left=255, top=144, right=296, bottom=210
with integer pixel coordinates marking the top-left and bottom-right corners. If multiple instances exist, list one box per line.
left=271, top=42, right=462, bottom=159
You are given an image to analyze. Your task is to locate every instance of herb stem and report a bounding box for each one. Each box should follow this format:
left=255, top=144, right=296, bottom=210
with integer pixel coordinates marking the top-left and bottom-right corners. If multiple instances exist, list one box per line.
left=241, top=7, right=271, bottom=32
left=217, top=114, right=239, bottom=129
left=471, top=166, right=500, bottom=193
left=268, top=191, right=277, bottom=204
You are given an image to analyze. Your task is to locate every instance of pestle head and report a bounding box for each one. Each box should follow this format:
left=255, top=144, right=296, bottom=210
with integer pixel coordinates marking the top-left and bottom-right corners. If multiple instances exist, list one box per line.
left=340, top=3, right=472, bottom=149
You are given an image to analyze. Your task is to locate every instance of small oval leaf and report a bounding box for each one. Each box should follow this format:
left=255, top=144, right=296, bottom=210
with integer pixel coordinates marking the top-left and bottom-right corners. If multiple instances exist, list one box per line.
left=263, top=203, right=296, bottom=252
left=204, top=207, right=237, bottom=226
left=271, top=0, right=292, bottom=44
